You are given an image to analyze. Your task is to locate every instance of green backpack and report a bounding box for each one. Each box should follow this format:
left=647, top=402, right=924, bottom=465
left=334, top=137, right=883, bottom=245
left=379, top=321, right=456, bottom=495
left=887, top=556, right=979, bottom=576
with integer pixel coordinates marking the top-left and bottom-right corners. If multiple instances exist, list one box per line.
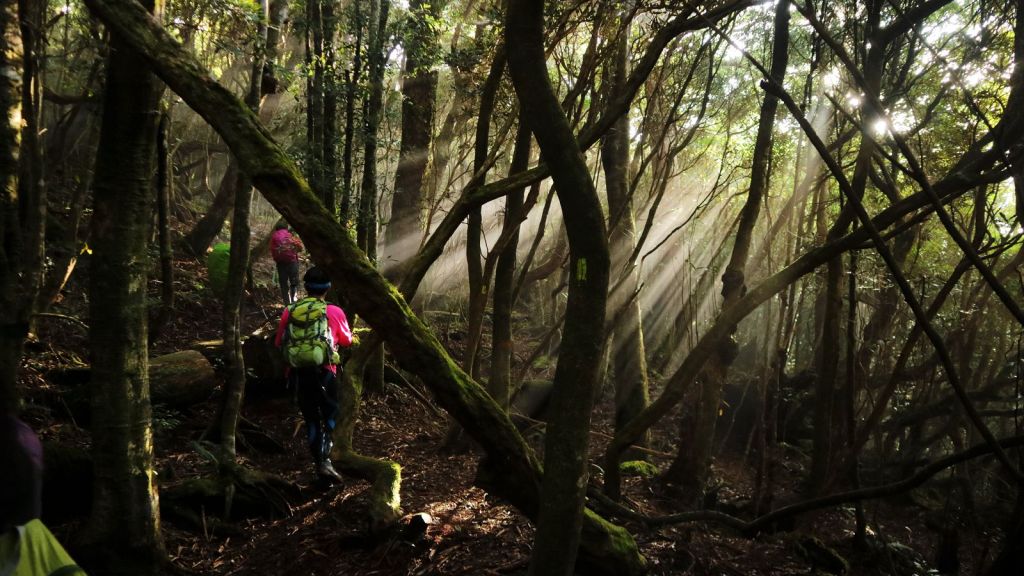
left=283, top=298, right=339, bottom=368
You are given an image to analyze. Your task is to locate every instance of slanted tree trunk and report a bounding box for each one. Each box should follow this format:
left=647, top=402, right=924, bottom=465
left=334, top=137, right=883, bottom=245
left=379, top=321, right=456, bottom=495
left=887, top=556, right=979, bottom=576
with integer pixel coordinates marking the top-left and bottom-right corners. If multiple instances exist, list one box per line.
left=600, top=11, right=650, bottom=454
left=80, top=3, right=646, bottom=572
left=507, top=1, right=612, bottom=574
left=82, top=0, right=165, bottom=567
left=183, top=159, right=239, bottom=256
left=358, top=0, right=389, bottom=394
left=665, top=0, right=790, bottom=496
left=383, top=0, right=444, bottom=273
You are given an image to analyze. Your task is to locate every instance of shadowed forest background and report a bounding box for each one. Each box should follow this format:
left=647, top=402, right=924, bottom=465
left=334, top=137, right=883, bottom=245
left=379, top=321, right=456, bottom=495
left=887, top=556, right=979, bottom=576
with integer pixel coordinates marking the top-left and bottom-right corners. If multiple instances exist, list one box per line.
left=2, top=0, right=1024, bottom=574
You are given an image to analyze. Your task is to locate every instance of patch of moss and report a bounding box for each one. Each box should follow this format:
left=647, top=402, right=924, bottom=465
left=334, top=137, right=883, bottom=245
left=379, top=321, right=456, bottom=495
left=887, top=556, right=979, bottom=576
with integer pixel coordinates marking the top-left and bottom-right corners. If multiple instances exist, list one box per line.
left=619, top=460, right=659, bottom=478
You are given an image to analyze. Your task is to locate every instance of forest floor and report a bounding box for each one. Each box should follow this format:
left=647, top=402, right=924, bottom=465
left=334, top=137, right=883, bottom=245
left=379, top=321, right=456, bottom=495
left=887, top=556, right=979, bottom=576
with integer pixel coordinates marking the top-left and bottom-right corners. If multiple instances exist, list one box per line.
left=18, top=252, right=995, bottom=576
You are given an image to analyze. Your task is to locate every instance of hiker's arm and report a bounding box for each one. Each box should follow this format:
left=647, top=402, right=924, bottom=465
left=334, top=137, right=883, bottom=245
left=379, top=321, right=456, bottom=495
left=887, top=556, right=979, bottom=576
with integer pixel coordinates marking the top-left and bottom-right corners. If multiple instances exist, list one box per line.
left=274, top=308, right=290, bottom=347
left=329, top=307, right=352, bottom=347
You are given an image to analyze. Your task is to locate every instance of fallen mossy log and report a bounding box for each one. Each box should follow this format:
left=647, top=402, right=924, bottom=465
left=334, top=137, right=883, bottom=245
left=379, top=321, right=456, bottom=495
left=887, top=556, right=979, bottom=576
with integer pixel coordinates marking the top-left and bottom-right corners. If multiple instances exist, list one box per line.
left=76, top=4, right=646, bottom=573
left=48, top=349, right=217, bottom=422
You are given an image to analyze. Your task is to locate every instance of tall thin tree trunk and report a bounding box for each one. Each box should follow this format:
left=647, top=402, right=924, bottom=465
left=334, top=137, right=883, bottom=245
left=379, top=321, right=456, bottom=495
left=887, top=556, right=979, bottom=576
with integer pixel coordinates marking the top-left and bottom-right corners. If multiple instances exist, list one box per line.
left=83, top=0, right=166, bottom=566
left=600, top=10, right=650, bottom=452
left=665, top=0, right=790, bottom=496
left=488, top=119, right=531, bottom=409
left=810, top=4, right=884, bottom=493
left=358, top=0, right=389, bottom=394
left=306, top=0, right=325, bottom=201
left=221, top=0, right=267, bottom=462
left=151, top=111, right=174, bottom=342
left=322, top=0, right=337, bottom=213
left=0, top=0, right=25, bottom=414
left=463, top=45, right=506, bottom=379
left=340, top=4, right=362, bottom=226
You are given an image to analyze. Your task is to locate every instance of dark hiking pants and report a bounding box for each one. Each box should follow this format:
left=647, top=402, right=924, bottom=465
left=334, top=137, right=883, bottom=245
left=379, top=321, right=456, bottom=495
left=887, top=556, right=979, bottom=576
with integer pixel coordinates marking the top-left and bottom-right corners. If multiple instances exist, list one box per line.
left=290, top=367, right=339, bottom=466
left=277, top=260, right=300, bottom=304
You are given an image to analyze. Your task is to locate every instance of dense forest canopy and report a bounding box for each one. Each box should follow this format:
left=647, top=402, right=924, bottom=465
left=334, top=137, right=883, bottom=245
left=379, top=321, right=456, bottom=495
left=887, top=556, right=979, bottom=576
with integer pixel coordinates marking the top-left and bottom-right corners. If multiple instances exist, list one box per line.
left=2, top=0, right=1024, bottom=574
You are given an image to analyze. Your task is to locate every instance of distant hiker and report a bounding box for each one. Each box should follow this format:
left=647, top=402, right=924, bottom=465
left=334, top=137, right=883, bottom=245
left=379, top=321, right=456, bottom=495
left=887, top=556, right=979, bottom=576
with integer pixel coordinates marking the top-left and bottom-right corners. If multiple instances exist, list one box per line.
left=270, top=220, right=304, bottom=304
left=274, top=267, right=353, bottom=482
left=0, top=415, right=86, bottom=575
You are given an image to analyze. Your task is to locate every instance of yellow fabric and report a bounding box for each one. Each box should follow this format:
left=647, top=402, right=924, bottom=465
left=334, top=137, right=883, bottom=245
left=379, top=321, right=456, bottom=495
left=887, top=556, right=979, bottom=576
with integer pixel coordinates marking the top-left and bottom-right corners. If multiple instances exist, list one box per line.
left=0, top=520, right=83, bottom=576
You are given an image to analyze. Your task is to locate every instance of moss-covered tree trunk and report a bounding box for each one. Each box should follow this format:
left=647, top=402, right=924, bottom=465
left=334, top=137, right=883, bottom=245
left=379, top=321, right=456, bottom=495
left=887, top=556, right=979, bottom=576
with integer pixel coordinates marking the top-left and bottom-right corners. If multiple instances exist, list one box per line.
left=506, top=1, right=612, bottom=574
left=82, top=0, right=165, bottom=568
left=599, top=12, right=650, bottom=454
left=383, top=0, right=444, bottom=271
left=80, top=2, right=646, bottom=573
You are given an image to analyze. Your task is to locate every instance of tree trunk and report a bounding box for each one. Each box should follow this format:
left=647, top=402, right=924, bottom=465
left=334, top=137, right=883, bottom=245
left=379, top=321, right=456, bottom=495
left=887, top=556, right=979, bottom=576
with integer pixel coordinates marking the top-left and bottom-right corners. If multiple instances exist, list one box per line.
left=507, top=1, right=612, bottom=574
left=383, top=0, right=444, bottom=272
left=322, top=0, right=337, bottom=213
left=810, top=13, right=884, bottom=493
left=358, top=0, right=389, bottom=394
left=83, top=0, right=165, bottom=567
left=151, top=111, right=174, bottom=343
left=600, top=11, right=650, bottom=454
left=221, top=1, right=267, bottom=461
left=665, top=0, right=790, bottom=496
left=462, top=45, right=505, bottom=379
left=0, top=0, right=24, bottom=414
left=305, top=0, right=325, bottom=201
left=79, top=2, right=648, bottom=571
left=184, top=158, right=239, bottom=256
left=339, top=1, right=362, bottom=226
left=488, top=119, right=531, bottom=409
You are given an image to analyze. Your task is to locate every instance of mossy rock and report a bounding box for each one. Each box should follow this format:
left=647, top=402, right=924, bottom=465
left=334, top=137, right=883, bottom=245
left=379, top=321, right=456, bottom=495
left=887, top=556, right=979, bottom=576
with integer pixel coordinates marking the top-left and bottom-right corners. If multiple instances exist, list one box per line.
left=619, top=460, right=659, bottom=478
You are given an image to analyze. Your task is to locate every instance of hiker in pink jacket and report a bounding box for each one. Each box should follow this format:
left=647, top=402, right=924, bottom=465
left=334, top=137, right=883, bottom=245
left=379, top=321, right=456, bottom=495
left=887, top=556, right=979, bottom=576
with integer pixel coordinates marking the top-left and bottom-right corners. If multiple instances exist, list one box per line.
left=274, top=267, right=353, bottom=482
left=270, top=220, right=304, bottom=304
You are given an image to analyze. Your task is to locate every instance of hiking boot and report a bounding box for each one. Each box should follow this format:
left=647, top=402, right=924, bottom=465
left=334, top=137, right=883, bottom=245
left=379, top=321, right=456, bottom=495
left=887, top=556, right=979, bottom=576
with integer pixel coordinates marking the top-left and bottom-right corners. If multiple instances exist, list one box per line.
left=317, top=459, right=343, bottom=483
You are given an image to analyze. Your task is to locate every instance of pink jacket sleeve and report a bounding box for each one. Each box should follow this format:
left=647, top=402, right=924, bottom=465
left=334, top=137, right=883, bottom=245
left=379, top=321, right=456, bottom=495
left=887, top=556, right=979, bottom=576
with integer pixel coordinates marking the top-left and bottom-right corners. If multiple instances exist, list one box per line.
left=327, top=305, right=353, bottom=348
left=274, top=307, right=291, bottom=347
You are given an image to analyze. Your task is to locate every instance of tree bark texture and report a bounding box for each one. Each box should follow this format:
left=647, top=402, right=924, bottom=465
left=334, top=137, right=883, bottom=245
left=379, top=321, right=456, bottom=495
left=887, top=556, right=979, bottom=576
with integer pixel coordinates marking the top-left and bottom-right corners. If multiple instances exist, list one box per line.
left=506, top=1, right=614, bottom=574
left=79, top=1, right=645, bottom=573
left=84, top=0, right=165, bottom=566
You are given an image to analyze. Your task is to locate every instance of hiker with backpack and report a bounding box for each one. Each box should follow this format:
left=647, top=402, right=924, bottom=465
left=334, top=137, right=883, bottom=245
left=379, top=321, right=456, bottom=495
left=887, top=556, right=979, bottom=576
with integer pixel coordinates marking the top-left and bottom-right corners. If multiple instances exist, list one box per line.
left=274, top=267, right=353, bottom=482
left=270, top=220, right=304, bottom=304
